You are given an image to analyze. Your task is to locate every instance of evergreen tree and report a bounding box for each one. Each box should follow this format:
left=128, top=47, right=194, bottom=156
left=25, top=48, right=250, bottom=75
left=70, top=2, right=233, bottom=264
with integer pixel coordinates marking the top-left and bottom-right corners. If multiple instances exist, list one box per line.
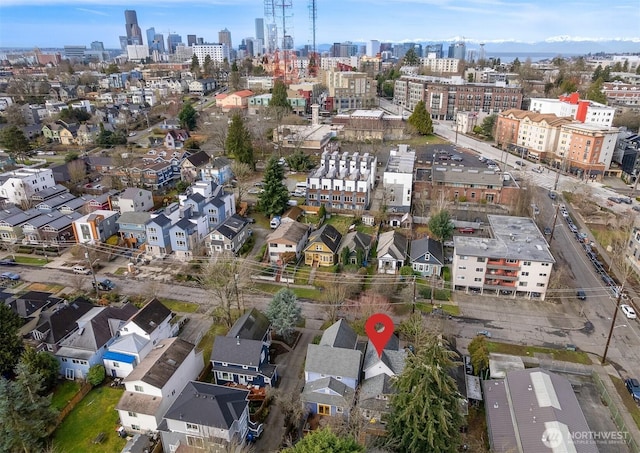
left=269, top=79, right=292, bottom=111
left=0, top=125, right=31, bottom=162
left=0, top=362, right=58, bottom=452
left=407, top=100, right=433, bottom=135
left=257, top=156, right=289, bottom=217
left=225, top=113, right=254, bottom=168
left=385, top=336, right=464, bottom=453
left=0, top=303, right=23, bottom=377
left=266, top=289, right=302, bottom=342
left=178, top=102, right=198, bottom=131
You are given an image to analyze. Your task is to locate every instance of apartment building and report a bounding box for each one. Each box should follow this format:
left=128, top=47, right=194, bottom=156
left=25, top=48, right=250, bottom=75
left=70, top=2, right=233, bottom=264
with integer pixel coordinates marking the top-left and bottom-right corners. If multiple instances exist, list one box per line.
left=529, top=93, right=616, bottom=128
left=324, top=70, right=377, bottom=111
left=393, top=75, right=523, bottom=119
left=557, top=123, right=618, bottom=178
left=495, top=110, right=573, bottom=160
left=0, top=168, right=56, bottom=206
left=452, top=215, right=555, bottom=300
left=306, top=150, right=377, bottom=211
left=382, top=145, right=415, bottom=213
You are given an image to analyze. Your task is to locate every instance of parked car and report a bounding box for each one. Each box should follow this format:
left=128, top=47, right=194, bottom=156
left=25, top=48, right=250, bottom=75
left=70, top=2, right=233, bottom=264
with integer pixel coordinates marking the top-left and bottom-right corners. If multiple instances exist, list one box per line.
left=625, top=378, right=640, bottom=402
left=0, top=258, right=17, bottom=266
left=621, top=304, right=637, bottom=319
left=477, top=330, right=492, bottom=338
left=93, top=278, right=116, bottom=291
left=1, top=271, right=20, bottom=280
left=576, top=290, right=586, bottom=300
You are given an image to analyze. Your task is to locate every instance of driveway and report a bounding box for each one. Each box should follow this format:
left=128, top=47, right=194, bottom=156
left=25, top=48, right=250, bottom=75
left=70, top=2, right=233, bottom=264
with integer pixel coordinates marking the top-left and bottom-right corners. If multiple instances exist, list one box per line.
left=256, top=328, right=318, bottom=453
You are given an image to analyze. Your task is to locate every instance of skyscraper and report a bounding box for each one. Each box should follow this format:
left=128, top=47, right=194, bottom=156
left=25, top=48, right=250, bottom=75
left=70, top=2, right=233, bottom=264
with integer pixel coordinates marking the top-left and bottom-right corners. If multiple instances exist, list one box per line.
left=218, top=28, right=232, bottom=50
left=124, top=10, right=143, bottom=45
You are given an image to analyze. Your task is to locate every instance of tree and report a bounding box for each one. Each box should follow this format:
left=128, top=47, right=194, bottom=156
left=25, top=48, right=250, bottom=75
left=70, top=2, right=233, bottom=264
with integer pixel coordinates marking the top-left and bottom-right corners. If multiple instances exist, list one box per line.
left=0, top=362, right=58, bottom=453
left=270, top=79, right=292, bottom=111
left=428, top=210, right=454, bottom=243
left=178, top=102, right=198, bottom=131
left=0, top=304, right=23, bottom=377
left=19, top=347, right=59, bottom=393
left=0, top=125, right=31, bottom=162
left=87, top=364, right=106, bottom=386
left=266, top=289, right=301, bottom=342
left=584, top=77, right=607, bottom=104
left=282, top=427, right=363, bottom=453
left=467, top=335, right=490, bottom=378
left=385, top=336, right=464, bottom=453
left=226, top=113, right=254, bottom=168
left=407, top=100, right=433, bottom=136
left=403, top=47, right=420, bottom=66
left=257, top=156, right=289, bottom=217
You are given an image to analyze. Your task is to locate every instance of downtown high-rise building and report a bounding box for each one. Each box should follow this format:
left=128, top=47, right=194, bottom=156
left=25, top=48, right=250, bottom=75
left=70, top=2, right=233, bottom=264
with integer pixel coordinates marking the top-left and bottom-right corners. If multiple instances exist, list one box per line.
left=124, top=10, right=143, bottom=45
left=218, top=28, right=232, bottom=50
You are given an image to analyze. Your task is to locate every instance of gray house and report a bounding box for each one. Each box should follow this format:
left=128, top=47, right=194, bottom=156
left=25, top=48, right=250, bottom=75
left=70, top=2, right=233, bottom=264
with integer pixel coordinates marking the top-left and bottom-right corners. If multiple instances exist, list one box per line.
left=409, top=236, right=444, bottom=277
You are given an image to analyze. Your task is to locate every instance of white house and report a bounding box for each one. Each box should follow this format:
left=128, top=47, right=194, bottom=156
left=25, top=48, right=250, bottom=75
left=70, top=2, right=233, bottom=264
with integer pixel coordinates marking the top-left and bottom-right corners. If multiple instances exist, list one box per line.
left=0, top=168, right=56, bottom=206
left=115, top=337, right=204, bottom=433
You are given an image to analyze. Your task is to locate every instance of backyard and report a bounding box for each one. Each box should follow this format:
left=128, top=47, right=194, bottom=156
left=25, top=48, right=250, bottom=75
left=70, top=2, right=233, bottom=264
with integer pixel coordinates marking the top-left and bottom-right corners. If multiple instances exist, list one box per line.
left=52, top=385, right=126, bottom=453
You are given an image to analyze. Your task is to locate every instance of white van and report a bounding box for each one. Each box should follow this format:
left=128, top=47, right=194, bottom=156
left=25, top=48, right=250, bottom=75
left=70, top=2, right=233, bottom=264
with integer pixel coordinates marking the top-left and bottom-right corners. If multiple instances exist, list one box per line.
left=72, top=265, right=91, bottom=275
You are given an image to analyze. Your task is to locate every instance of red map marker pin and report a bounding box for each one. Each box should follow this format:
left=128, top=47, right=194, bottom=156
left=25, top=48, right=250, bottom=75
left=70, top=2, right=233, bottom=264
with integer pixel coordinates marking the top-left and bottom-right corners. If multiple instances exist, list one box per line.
left=365, top=313, right=394, bottom=358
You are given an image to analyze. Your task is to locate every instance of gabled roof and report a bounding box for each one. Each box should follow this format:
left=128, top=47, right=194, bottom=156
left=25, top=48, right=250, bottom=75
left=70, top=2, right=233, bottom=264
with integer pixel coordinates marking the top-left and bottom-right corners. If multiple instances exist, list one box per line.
left=306, top=224, right=342, bottom=253
left=377, top=230, right=407, bottom=260
left=163, top=381, right=249, bottom=430
left=409, top=236, right=444, bottom=266
left=301, top=376, right=356, bottom=408
left=227, top=308, right=270, bottom=341
left=124, top=337, right=196, bottom=389
left=305, top=344, right=362, bottom=379
left=320, top=319, right=357, bottom=349
left=127, top=298, right=172, bottom=335
left=337, top=231, right=373, bottom=256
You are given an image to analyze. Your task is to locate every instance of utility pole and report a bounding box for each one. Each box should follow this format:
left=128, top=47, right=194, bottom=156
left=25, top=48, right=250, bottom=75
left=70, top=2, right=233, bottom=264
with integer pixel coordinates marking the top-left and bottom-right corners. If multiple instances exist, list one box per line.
left=602, top=286, right=624, bottom=365
left=549, top=203, right=561, bottom=242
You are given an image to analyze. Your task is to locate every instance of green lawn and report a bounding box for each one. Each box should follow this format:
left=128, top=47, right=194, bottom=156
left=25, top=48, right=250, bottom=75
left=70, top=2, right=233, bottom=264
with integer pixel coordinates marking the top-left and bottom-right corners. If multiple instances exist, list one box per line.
left=50, top=380, right=81, bottom=411
left=52, top=386, right=126, bottom=453
left=486, top=341, right=592, bottom=365
left=160, top=298, right=199, bottom=313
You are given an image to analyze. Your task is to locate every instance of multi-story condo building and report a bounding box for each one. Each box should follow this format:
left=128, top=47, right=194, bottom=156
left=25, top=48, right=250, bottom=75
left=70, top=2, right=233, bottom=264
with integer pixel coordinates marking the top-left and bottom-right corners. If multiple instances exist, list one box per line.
left=393, top=75, right=523, bottom=119
left=529, top=93, right=616, bottom=128
left=557, top=123, right=618, bottom=178
left=382, top=145, right=415, bottom=213
left=324, top=69, right=376, bottom=111
left=0, top=168, right=56, bottom=206
left=306, top=150, right=377, bottom=211
left=495, top=110, right=573, bottom=160
left=452, top=215, right=555, bottom=300
left=192, top=43, right=230, bottom=65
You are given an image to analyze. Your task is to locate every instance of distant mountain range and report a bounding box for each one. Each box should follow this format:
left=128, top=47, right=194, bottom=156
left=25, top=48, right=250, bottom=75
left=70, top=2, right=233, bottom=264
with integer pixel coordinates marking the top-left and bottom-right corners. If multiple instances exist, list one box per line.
left=315, top=38, right=640, bottom=57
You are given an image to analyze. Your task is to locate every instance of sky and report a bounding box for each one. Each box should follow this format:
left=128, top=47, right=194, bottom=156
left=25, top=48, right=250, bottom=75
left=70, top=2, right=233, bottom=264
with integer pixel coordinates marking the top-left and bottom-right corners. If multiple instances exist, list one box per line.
left=0, top=0, right=639, bottom=50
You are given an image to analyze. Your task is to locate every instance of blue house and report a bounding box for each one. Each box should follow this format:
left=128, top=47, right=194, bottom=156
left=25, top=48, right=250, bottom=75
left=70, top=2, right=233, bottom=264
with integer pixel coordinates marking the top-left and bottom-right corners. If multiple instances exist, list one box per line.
left=145, top=214, right=172, bottom=258
left=210, top=308, right=278, bottom=387
left=56, top=303, right=138, bottom=380
left=117, top=211, right=151, bottom=248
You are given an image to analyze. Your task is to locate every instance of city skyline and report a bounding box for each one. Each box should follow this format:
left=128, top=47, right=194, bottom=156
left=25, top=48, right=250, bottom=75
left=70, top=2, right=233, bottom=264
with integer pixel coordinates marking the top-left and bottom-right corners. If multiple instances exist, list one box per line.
left=0, top=0, right=639, bottom=50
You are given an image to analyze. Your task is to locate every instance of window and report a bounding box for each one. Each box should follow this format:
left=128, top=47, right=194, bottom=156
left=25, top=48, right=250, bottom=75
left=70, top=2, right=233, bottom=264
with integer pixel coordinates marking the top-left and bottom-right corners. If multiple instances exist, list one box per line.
left=318, top=404, right=331, bottom=416
left=134, top=385, right=143, bottom=392
left=128, top=411, right=137, bottom=417
left=186, top=423, right=199, bottom=432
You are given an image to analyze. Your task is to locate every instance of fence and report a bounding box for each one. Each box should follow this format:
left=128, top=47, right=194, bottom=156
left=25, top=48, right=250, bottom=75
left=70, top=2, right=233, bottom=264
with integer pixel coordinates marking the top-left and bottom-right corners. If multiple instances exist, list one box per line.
left=592, top=371, right=640, bottom=453
left=56, top=381, right=93, bottom=426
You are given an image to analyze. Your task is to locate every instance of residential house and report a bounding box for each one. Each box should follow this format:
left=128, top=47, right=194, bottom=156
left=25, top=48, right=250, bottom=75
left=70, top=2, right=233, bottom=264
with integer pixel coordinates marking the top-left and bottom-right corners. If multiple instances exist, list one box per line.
left=159, top=382, right=261, bottom=452
left=337, top=231, right=373, bottom=266
left=164, top=129, right=190, bottom=149
left=302, top=319, right=362, bottom=419
left=452, top=215, right=555, bottom=300
left=30, top=297, right=95, bottom=353
left=144, top=214, right=172, bottom=257
left=206, top=214, right=250, bottom=256
left=409, top=236, right=444, bottom=277
left=215, top=90, right=254, bottom=112
left=104, top=298, right=176, bottom=378
left=483, top=368, right=598, bottom=453
left=56, top=303, right=138, bottom=380
left=266, top=220, right=310, bottom=264
left=116, top=211, right=151, bottom=248
left=180, top=150, right=211, bottom=182
left=72, top=209, right=120, bottom=243
left=377, top=230, right=407, bottom=274
left=116, top=338, right=204, bottom=433
left=200, top=157, right=233, bottom=185
left=210, top=308, right=278, bottom=387
left=303, top=224, right=342, bottom=267
left=111, top=188, right=153, bottom=213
